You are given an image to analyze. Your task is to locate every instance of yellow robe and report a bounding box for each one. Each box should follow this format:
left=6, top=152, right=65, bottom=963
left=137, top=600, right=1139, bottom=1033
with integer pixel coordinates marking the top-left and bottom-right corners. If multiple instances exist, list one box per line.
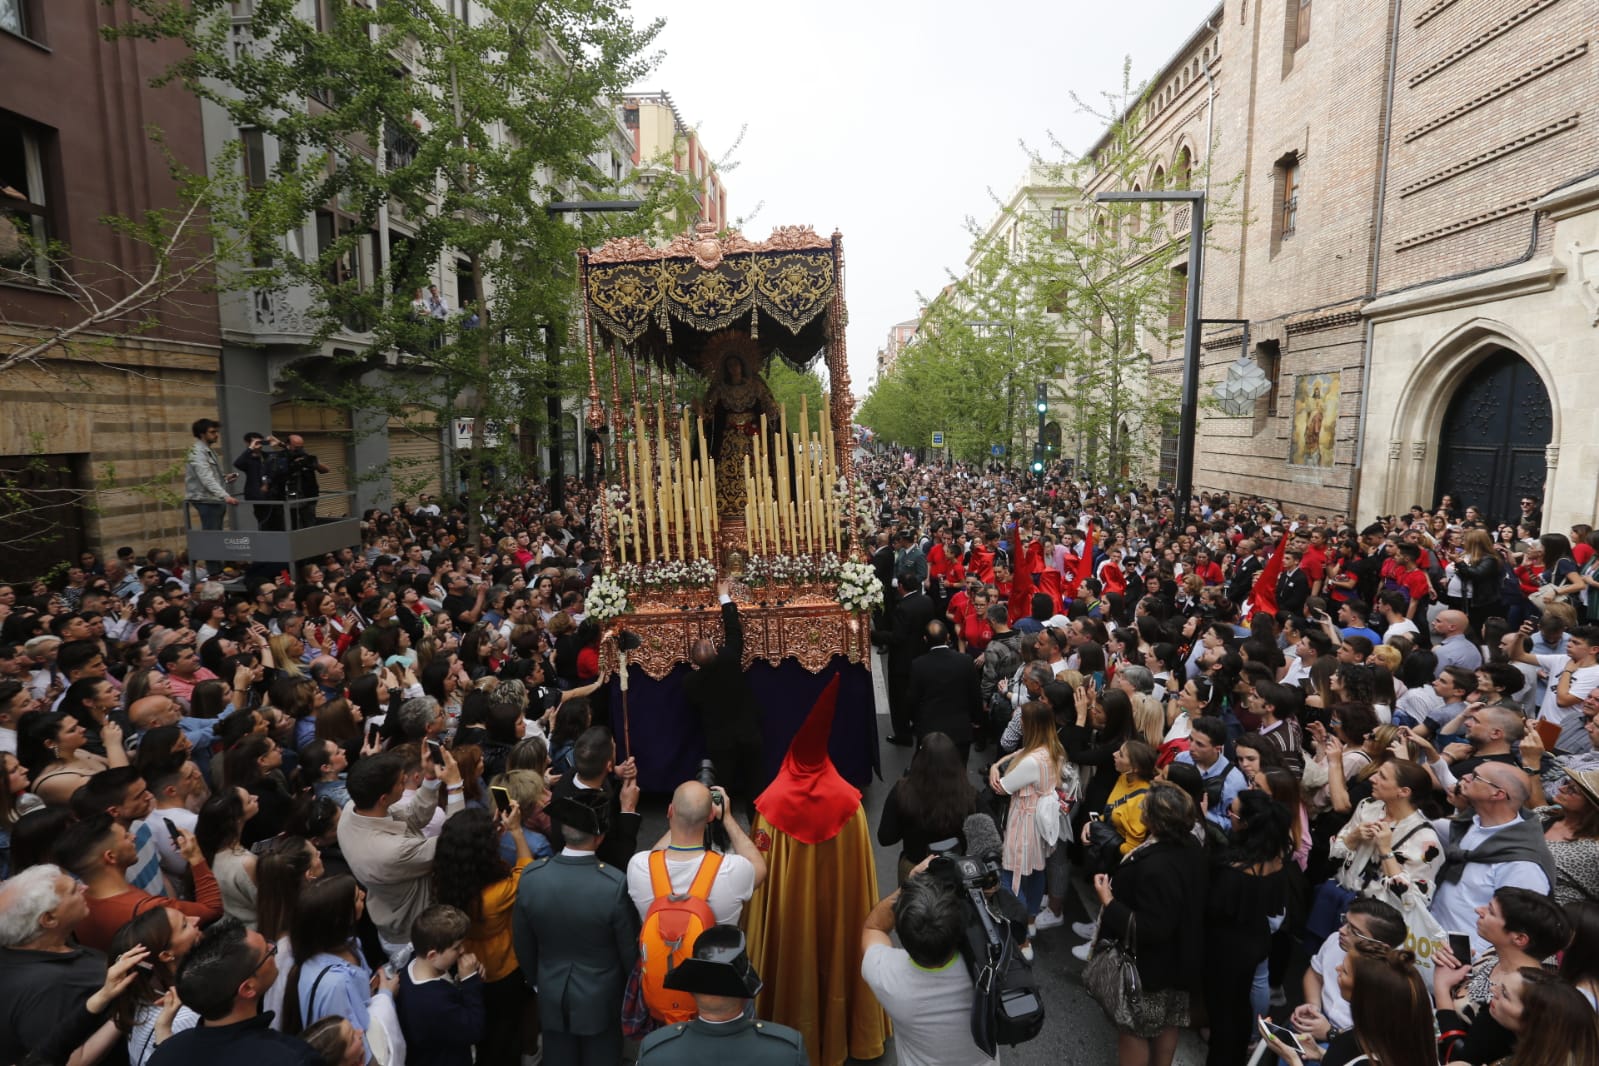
left=743, top=806, right=890, bottom=1066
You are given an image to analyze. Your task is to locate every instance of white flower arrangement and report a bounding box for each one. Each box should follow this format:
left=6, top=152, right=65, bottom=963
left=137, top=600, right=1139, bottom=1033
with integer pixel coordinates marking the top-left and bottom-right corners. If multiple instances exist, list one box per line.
left=685, top=557, right=717, bottom=586
left=586, top=573, right=629, bottom=622
left=744, top=555, right=769, bottom=585
left=612, top=562, right=643, bottom=589
left=817, top=551, right=843, bottom=582
left=837, top=559, right=884, bottom=614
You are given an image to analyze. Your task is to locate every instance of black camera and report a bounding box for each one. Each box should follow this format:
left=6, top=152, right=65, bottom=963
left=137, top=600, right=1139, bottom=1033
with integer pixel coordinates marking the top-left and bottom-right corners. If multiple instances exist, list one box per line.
left=696, top=758, right=730, bottom=853
left=927, top=839, right=1000, bottom=893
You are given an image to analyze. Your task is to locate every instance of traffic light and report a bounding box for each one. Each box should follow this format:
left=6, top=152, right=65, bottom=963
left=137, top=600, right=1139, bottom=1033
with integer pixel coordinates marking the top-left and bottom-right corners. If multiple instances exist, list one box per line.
left=1031, top=442, right=1044, bottom=474
left=1035, top=382, right=1048, bottom=414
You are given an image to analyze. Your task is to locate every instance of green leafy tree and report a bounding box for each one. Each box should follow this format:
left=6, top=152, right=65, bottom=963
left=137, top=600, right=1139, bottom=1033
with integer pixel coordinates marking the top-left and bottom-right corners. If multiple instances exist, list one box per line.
left=109, top=0, right=697, bottom=540
left=860, top=62, right=1235, bottom=482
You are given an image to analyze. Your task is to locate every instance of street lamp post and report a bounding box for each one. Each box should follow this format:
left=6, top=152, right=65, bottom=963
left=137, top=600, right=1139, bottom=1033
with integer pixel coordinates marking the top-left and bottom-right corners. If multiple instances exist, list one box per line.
left=1094, top=189, right=1205, bottom=519
left=543, top=200, right=644, bottom=512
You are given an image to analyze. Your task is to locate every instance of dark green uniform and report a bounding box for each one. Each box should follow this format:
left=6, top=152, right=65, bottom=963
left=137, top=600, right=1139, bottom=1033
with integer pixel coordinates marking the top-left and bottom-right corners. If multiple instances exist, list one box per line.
left=638, top=1015, right=808, bottom=1065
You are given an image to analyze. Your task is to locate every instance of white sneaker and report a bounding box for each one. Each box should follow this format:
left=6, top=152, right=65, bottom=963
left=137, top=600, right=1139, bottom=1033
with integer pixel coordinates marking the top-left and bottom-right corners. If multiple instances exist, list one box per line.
left=1034, top=908, right=1066, bottom=931
left=1019, top=942, right=1035, bottom=962
left=1071, top=941, right=1094, bottom=962
left=1071, top=920, right=1098, bottom=940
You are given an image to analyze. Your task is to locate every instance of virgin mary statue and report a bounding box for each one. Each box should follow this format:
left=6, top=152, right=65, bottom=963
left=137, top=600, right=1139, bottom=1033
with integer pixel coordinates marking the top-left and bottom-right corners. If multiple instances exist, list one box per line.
left=700, top=338, right=778, bottom=517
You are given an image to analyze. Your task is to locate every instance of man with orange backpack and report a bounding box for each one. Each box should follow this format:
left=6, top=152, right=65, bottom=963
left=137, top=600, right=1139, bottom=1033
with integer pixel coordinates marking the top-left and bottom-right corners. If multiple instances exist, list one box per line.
left=625, top=780, right=767, bottom=1024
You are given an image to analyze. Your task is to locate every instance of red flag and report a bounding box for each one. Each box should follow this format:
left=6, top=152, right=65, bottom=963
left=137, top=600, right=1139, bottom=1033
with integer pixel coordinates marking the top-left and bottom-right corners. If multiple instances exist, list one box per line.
left=1248, top=529, right=1293, bottom=618
left=1066, top=530, right=1096, bottom=596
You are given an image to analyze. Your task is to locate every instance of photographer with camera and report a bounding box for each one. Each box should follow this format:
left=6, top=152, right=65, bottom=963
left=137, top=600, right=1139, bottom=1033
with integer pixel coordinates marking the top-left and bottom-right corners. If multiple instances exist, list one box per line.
left=626, top=780, right=766, bottom=928
left=281, top=433, right=329, bottom=531
left=862, top=857, right=1000, bottom=1066
left=233, top=432, right=287, bottom=531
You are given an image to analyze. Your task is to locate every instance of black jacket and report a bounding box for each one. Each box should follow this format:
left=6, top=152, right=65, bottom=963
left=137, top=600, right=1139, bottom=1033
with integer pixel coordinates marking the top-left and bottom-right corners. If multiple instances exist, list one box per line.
left=1276, top=568, right=1311, bottom=617
left=1096, top=836, right=1208, bottom=992
left=1456, top=554, right=1503, bottom=608
left=906, top=645, right=982, bottom=745
left=682, top=601, right=761, bottom=743
left=148, top=1012, right=322, bottom=1066
left=872, top=590, right=937, bottom=677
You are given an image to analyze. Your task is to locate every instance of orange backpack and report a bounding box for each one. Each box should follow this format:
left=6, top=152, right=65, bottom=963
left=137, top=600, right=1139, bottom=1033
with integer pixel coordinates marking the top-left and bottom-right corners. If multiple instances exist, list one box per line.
left=639, top=849, right=723, bottom=1023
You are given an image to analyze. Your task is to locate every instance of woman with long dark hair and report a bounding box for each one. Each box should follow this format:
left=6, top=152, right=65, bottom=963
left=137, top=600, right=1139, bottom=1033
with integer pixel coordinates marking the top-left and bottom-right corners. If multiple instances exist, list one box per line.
left=433, top=806, right=533, bottom=1066
left=282, top=874, right=394, bottom=1036
left=1203, top=789, right=1291, bottom=1066
left=107, top=907, right=203, bottom=1066
left=223, top=734, right=292, bottom=845
left=877, top=731, right=978, bottom=884
left=297, top=739, right=351, bottom=808
left=196, top=787, right=259, bottom=927
left=0, top=750, right=43, bottom=878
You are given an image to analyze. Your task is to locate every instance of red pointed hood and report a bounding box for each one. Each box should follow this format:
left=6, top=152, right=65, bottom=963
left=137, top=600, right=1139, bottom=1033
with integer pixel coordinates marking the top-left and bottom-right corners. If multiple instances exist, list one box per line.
left=755, top=673, right=861, bottom=844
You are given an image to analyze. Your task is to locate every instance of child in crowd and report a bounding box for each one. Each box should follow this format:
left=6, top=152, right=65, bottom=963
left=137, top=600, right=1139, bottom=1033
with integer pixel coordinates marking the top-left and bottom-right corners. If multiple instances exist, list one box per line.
left=395, top=905, right=486, bottom=1066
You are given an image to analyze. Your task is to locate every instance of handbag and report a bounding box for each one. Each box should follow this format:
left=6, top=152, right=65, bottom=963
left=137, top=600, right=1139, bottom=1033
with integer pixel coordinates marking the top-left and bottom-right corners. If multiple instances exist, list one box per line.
left=1082, top=913, right=1142, bottom=1027
left=1086, top=818, right=1128, bottom=874
left=1035, top=760, right=1081, bottom=847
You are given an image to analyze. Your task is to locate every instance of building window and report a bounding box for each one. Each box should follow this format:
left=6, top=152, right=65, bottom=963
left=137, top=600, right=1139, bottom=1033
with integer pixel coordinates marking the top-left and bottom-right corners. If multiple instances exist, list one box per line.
left=1255, top=340, right=1282, bottom=434
left=0, top=113, right=55, bottom=285
left=1, top=0, right=29, bottom=38
left=622, top=106, right=639, bottom=126
left=241, top=128, right=274, bottom=267
left=1294, top=0, right=1312, bottom=50
left=1168, top=264, right=1188, bottom=333
left=1279, top=157, right=1300, bottom=242
left=1051, top=206, right=1068, bottom=237
left=1173, top=147, right=1192, bottom=190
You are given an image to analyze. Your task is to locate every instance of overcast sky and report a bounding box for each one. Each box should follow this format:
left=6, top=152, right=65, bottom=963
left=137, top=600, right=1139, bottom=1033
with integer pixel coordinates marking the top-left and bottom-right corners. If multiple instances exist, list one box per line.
left=622, top=0, right=1210, bottom=398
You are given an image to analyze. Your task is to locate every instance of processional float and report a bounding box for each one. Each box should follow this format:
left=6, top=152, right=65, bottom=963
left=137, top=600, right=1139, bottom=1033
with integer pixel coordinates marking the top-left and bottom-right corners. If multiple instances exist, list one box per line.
left=576, top=225, right=884, bottom=777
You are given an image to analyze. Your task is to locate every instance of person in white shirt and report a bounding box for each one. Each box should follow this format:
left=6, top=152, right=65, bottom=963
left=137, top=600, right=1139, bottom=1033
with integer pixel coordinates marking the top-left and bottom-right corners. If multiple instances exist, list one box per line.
left=1376, top=591, right=1420, bottom=646
left=1509, top=623, right=1599, bottom=754
left=1428, top=761, right=1556, bottom=957
left=860, top=869, right=997, bottom=1066
left=626, top=781, right=764, bottom=926
left=1291, top=897, right=1408, bottom=1045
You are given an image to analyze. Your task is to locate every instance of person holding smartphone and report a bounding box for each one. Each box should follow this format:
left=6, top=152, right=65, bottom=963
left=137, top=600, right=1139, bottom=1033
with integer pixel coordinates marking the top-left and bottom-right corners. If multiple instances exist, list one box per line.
left=1267, top=941, right=1438, bottom=1066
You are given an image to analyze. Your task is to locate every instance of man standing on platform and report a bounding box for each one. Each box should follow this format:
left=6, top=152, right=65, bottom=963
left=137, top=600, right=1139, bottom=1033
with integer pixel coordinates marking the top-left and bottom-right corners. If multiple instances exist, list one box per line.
left=684, top=580, right=765, bottom=815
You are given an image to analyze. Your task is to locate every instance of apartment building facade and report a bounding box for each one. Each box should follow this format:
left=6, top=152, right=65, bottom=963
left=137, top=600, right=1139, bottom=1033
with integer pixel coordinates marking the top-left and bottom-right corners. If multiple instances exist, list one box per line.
left=623, top=91, right=730, bottom=231
left=1, top=2, right=221, bottom=576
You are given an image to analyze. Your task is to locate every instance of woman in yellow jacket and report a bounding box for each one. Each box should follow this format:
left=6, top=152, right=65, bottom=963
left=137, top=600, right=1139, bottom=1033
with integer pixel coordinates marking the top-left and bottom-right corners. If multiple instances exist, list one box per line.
left=1104, top=739, right=1157, bottom=856
left=433, top=803, right=534, bottom=1066
left=1072, top=739, right=1157, bottom=959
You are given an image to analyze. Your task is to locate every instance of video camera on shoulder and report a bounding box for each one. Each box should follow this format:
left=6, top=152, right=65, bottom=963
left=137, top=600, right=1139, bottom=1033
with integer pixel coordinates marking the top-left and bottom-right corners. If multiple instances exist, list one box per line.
left=925, top=830, right=1044, bottom=1055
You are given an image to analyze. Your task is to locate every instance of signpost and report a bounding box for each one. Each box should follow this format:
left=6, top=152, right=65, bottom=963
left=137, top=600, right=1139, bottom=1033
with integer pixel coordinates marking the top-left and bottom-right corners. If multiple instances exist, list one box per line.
left=930, top=431, right=945, bottom=448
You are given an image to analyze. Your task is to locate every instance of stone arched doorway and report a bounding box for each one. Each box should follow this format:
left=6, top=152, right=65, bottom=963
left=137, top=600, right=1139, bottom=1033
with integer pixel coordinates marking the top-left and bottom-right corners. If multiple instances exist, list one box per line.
left=1432, top=348, right=1551, bottom=527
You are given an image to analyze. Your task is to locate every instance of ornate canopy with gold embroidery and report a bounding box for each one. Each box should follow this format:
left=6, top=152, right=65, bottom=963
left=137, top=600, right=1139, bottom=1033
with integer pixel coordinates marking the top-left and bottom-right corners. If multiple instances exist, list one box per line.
left=580, top=223, right=841, bottom=374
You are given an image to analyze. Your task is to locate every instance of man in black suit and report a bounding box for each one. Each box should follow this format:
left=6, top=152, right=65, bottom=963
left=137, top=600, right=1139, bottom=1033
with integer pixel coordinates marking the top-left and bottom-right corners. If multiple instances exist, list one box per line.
left=870, top=531, right=897, bottom=628
left=872, top=572, right=937, bottom=746
left=545, top=725, right=641, bottom=869
left=905, top=619, right=982, bottom=763
left=684, top=580, right=764, bottom=812
left=1276, top=548, right=1312, bottom=618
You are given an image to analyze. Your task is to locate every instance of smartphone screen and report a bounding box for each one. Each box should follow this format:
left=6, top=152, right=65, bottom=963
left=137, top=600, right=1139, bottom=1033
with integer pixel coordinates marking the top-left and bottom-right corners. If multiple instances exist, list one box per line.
left=1259, top=1019, right=1303, bottom=1048
left=490, top=785, right=512, bottom=814
left=427, top=739, right=445, bottom=767
left=1448, top=932, right=1472, bottom=963
left=367, top=722, right=381, bottom=745
left=161, top=817, right=181, bottom=848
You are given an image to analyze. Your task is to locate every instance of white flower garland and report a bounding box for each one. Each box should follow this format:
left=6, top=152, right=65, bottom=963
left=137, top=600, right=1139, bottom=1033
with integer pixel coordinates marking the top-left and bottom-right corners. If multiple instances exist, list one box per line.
left=837, top=559, right=884, bottom=614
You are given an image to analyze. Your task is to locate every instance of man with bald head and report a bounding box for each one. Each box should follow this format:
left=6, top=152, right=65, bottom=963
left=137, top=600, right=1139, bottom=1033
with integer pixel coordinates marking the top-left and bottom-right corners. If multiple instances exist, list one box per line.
left=309, top=654, right=345, bottom=701
left=1429, top=759, right=1556, bottom=956
left=625, top=779, right=766, bottom=926
left=683, top=580, right=764, bottom=814
left=1431, top=609, right=1482, bottom=676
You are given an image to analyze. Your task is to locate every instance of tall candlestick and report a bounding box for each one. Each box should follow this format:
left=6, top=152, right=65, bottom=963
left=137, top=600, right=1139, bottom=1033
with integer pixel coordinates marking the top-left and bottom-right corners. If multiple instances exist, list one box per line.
left=688, top=461, right=701, bottom=560
left=655, top=400, right=671, bottom=558
left=678, top=413, right=692, bottom=557
left=793, top=432, right=808, bottom=554
left=634, top=408, right=656, bottom=563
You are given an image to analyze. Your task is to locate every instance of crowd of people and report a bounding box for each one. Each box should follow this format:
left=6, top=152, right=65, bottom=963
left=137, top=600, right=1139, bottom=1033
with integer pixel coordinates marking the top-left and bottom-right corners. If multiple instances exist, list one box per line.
left=861, top=452, right=1599, bottom=1066
left=2, top=437, right=1599, bottom=1066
